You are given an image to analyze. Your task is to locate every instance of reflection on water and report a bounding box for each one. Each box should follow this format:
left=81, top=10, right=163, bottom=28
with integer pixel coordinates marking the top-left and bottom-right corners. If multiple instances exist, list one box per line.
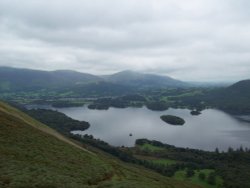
left=29, top=105, right=250, bottom=151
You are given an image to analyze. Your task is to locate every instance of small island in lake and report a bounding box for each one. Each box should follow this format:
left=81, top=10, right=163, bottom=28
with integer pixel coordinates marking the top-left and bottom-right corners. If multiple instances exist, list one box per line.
left=160, top=115, right=185, bottom=125
left=190, top=110, right=201, bottom=116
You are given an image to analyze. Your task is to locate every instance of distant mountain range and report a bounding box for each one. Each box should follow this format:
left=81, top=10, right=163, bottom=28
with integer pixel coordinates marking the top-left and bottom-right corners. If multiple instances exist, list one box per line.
left=1, top=67, right=250, bottom=110
left=0, top=67, right=188, bottom=92
left=103, top=70, right=187, bottom=88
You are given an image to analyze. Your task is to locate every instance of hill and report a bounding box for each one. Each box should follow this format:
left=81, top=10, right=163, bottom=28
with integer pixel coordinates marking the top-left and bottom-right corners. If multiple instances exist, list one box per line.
left=227, top=79, right=250, bottom=94
left=104, top=70, right=187, bottom=88
left=208, top=79, right=250, bottom=114
left=0, top=101, right=199, bottom=188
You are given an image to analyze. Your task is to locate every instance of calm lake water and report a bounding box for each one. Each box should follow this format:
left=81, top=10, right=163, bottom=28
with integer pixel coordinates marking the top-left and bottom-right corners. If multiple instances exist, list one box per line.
left=28, top=105, right=250, bottom=151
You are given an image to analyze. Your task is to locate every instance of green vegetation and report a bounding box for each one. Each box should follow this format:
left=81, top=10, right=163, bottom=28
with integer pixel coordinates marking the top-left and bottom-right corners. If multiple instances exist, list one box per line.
left=139, top=143, right=166, bottom=152
left=190, top=110, right=201, bottom=115
left=134, top=139, right=250, bottom=188
left=160, top=115, right=185, bottom=125
left=88, top=95, right=145, bottom=110
left=26, top=109, right=90, bottom=135
left=146, top=101, right=169, bottom=111
left=0, top=101, right=199, bottom=188
left=51, top=100, right=84, bottom=108
left=135, top=156, right=177, bottom=166
left=0, top=102, right=111, bottom=187
left=174, top=169, right=223, bottom=188
left=150, top=159, right=177, bottom=165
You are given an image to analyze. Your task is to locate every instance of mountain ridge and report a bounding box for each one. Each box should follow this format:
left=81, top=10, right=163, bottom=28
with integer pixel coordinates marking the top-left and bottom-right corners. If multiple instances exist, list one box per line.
left=0, top=66, right=188, bottom=93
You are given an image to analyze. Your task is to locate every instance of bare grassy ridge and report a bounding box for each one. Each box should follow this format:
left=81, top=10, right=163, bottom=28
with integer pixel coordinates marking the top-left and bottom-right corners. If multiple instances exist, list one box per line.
left=0, top=102, right=200, bottom=188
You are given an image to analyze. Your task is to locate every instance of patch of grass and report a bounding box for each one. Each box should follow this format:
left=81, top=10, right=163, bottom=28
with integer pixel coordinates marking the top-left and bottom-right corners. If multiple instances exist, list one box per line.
left=174, top=169, right=223, bottom=188
left=135, top=155, right=176, bottom=166
left=151, top=159, right=177, bottom=165
left=139, top=143, right=166, bottom=152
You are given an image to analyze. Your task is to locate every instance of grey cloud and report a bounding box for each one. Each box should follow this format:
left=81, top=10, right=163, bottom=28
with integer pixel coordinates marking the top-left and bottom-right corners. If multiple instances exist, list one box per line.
left=0, top=0, right=153, bottom=28
left=0, top=0, right=250, bottom=82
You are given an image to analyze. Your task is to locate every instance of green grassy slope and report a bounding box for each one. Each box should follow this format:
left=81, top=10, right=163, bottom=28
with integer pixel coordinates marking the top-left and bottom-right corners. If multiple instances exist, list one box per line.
left=174, top=169, right=223, bottom=188
left=0, top=102, right=200, bottom=188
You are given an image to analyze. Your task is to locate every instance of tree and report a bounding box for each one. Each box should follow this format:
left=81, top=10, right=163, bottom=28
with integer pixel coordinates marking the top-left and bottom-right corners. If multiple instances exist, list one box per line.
left=198, top=172, right=206, bottom=181
left=207, top=172, right=216, bottom=185
left=186, top=168, right=195, bottom=178
left=228, top=147, right=234, bottom=153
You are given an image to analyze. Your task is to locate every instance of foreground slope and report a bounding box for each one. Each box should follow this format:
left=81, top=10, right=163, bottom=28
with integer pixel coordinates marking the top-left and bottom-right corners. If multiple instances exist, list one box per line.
left=0, top=102, right=199, bottom=188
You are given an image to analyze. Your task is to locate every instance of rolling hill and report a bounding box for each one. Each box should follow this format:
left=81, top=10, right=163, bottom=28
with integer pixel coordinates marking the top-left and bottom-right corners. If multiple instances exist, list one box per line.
left=0, top=101, right=199, bottom=188
left=227, top=79, right=250, bottom=95
left=207, top=79, right=250, bottom=114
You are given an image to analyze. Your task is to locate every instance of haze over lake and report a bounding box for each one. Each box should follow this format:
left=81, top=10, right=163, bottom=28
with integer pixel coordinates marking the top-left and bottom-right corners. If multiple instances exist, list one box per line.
left=40, top=106, right=249, bottom=151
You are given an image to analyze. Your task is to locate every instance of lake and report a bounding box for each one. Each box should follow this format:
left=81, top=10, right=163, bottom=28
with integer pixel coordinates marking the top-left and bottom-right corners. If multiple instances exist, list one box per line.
left=27, top=105, right=250, bottom=151
left=38, top=105, right=250, bottom=152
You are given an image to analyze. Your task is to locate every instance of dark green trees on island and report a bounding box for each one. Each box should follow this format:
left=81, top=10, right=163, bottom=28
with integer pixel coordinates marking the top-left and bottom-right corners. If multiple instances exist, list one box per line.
left=190, top=110, right=201, bottom=116
left=160, top=115, right=185, bottom=125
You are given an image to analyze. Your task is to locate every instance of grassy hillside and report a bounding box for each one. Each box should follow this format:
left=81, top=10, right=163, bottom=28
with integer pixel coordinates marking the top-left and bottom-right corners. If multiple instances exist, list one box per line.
left=0, top=101, right=199, bottom=188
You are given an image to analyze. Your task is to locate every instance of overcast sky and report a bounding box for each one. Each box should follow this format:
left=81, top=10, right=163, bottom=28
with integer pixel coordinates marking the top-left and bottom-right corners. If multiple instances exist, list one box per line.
left=0, top=0, right=250, bottom=82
